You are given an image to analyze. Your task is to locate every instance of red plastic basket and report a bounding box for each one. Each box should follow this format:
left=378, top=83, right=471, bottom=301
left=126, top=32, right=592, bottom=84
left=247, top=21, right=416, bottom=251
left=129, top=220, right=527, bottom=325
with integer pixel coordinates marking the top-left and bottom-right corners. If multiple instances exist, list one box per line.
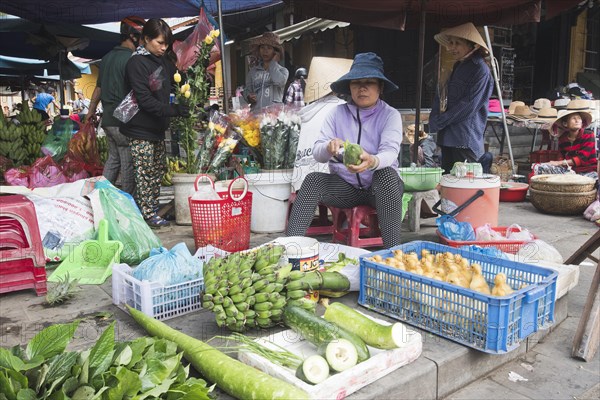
left=436, top=226, right=537, bottom=254
left=189, top=175, right=252, bottom=252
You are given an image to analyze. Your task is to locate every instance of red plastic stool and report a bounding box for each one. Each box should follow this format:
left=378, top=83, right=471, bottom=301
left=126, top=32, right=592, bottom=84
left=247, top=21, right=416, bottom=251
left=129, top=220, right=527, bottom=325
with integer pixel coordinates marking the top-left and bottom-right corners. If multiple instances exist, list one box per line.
left=286, top=192, right=334, bottom=236
left=331, top=205, right=383, bottom=248
left=0, top=195, right=47, bottom=296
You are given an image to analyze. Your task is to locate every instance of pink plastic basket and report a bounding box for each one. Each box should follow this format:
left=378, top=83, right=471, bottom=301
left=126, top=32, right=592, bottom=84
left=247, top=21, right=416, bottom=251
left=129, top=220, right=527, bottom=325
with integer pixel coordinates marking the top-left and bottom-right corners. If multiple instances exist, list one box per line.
left=436, top=226, right=537, bottom=254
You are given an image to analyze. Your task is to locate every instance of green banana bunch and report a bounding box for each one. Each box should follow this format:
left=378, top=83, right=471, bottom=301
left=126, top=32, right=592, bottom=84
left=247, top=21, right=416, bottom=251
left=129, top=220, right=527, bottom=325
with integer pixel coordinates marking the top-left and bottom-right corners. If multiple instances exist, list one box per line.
left=201, top=244, right=351, bottom=332
left=97, top=135, right=109, bottom=164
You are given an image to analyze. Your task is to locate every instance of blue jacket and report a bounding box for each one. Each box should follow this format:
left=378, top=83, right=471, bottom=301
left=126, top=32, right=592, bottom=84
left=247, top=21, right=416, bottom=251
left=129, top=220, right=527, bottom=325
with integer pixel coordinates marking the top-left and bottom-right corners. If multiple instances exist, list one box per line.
left=429, top=54, right=493, bottom=160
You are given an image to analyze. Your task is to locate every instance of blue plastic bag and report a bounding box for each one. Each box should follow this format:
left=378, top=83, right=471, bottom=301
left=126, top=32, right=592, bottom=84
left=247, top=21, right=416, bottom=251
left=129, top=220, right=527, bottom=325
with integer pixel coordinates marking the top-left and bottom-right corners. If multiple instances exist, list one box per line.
left=458, top=245, right=509, bottom=260
left=436, top=215, right=475, bottom=241
left=132, top=243, right=202, bottom=285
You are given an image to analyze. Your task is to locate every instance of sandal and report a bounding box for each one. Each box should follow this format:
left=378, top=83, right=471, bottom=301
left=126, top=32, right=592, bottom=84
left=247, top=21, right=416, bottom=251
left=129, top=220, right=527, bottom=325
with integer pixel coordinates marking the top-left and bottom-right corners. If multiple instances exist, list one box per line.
left=145, top=214, right=170, bottom=228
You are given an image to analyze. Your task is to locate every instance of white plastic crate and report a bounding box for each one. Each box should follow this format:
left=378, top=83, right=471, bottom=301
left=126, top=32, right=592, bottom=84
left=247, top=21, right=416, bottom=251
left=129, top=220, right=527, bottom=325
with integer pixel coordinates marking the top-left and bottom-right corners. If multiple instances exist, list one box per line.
left=111, top=246, right=228, bottom=320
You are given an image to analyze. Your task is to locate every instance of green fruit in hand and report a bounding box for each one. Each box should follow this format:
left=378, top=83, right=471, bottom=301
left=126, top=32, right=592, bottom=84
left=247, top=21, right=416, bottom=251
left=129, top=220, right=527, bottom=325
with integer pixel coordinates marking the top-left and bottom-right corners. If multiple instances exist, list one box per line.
left=343, top=140, right=363, bottom=166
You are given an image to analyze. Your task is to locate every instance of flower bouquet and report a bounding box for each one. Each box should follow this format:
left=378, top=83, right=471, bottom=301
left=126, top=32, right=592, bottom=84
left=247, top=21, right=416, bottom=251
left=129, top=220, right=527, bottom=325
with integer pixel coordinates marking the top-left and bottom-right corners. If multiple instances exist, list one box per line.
left=259, top=107, right=301, bottom=170
left=171, top=29, right=221, bottom=174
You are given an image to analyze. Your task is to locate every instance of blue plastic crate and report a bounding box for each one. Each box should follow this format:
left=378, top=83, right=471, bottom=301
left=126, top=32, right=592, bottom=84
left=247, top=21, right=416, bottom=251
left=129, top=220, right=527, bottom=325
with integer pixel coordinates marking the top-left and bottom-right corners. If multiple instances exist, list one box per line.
left=358, top=241, right=557, bottom=354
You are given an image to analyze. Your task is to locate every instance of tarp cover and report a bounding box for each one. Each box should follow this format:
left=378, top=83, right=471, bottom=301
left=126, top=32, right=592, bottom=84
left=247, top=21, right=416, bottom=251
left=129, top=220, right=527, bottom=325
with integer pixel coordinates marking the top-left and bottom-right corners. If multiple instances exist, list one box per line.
left=0, top=0, right=282, bottom=24
left=290, top=0, right=583, bottom=30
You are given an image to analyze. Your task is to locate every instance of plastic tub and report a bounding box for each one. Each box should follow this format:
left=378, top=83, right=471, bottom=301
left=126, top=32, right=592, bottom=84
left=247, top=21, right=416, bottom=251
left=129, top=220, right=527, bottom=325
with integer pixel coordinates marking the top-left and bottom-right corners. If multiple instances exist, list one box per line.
left=439, top=174, right=500, bottom=228
left=499, top=182, right=529, bottom=202
left=398, top=167, right=443, bottom=191
left=245, top=169, right=293, bottom=233
left=273, top=236, right=319, bottom=272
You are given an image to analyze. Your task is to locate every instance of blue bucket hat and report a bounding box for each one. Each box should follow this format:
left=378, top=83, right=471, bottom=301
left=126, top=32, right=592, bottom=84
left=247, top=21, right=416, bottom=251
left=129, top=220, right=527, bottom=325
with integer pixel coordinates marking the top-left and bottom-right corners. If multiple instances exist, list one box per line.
left=330, top=52, right=398, bottom=95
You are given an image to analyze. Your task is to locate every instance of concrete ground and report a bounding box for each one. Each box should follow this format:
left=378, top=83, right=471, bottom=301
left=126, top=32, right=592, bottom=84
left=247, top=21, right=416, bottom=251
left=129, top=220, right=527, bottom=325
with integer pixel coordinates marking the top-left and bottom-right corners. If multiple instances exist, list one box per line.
left=1, top=198, right=599, bottom=399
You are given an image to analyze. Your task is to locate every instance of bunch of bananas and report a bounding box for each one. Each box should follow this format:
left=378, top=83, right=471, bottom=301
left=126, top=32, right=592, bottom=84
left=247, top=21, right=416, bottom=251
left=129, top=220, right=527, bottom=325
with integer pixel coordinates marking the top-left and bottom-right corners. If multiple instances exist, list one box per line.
left=97, top=135, right=109, bottom=164
left=201, top=244, right=351, bottom=332
left=15, top=104, right=47, bottom=165
left=0, top=114, right=27, bottom=166
left=162, top=157, right=187, bottom=186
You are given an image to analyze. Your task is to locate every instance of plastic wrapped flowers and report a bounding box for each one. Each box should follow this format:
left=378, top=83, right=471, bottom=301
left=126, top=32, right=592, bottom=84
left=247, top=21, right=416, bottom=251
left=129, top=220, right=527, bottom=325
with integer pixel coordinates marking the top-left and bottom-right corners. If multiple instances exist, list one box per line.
left=259, top=107, right=301, bottom=170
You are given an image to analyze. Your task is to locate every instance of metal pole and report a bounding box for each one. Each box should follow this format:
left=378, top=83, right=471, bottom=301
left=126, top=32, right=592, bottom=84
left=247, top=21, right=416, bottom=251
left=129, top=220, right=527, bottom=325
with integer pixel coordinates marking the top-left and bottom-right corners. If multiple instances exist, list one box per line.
left=412, top=1, right=427, bottom=166
left=217, top=0, right=229, bottom=114
left=484, top=26, right=515, bottom=175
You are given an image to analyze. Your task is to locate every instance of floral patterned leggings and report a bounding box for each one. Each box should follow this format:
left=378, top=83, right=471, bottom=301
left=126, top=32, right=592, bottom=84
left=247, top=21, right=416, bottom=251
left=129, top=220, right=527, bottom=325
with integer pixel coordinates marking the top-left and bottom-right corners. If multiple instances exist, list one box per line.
left=129, top=139, right=166, bottom=219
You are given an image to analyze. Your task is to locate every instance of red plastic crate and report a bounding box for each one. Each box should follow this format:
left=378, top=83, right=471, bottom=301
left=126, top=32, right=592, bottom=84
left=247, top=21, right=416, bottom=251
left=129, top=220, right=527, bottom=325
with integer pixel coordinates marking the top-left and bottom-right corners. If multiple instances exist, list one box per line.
left=529, top=150, right=562, bottom=163
left=436, top=226, right=537, bottom=254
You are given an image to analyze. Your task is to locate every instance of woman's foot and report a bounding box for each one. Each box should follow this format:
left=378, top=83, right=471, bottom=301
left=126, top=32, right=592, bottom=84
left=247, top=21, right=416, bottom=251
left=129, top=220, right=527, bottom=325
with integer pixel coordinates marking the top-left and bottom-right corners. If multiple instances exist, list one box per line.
left=145, top=214, right=170, bottom=228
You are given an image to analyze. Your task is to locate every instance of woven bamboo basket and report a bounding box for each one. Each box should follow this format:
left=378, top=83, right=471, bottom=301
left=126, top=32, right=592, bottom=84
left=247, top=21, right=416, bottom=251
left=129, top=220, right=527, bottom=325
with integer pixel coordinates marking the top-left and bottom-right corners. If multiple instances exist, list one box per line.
left=529, top=188, right=597, bottom=215
left=529, top=174, right=596, bottom=193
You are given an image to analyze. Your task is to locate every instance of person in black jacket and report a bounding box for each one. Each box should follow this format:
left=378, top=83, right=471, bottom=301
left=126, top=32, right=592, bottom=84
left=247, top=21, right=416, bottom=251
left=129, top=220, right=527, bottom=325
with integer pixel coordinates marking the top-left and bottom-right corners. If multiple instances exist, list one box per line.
left=121, top=18, right=189, bottom=228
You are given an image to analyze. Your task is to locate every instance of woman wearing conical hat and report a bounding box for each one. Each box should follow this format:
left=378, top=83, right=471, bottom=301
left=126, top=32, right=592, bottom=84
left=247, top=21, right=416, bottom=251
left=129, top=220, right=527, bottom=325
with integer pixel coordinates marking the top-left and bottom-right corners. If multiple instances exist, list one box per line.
left=533, top=100, right=597, bottom=179
left=428, top=22, right=494, bottom=174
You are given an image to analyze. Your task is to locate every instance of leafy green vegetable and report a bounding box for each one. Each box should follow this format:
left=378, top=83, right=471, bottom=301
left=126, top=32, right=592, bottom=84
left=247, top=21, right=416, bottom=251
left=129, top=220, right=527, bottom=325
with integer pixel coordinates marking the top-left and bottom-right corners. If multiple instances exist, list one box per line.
left=1, top=319, right=214, bottom=399
left=343, top=140, right=363, bottom=166
left=25, top=321, right=79, bottom=361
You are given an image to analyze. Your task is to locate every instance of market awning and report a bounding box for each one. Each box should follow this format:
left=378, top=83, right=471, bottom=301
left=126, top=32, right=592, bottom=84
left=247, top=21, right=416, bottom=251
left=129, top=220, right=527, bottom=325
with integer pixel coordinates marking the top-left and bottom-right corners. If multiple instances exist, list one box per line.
left=242, top=17, right=350, bottom=53
left=0, top=0, right=283, bottom=24
left=0, top=55, right=91, bottom=77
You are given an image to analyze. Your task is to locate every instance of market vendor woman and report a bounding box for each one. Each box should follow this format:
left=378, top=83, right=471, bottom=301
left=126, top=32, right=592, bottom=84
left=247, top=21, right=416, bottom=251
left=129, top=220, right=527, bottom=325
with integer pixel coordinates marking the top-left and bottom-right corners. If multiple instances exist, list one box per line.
left=534, top=100, right=597, bottom=179
left=286, top=52, right=404, bottom=248
left=428, top=23, right=494, bottom=174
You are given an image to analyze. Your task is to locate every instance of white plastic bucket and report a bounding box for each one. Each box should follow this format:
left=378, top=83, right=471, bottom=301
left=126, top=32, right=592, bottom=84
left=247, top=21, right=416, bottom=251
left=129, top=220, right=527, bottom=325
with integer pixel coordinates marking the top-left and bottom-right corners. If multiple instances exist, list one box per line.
left=245, top=169, right=294, bottom=233
left=273, top=236, right=320, bottom=272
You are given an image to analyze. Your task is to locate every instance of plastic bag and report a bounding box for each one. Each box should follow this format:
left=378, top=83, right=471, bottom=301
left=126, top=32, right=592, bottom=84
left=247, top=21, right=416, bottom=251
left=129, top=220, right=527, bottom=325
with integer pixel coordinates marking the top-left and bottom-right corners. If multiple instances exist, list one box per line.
left=436, top=215, right=475, bottom=241
left=4, top=166, right=30, bottom=187
left=173, top=6, right=219, bottom=70
left=66, top=121, right=103, bottom=176
left=28, top=156, right=67, bottom=188
left=41, top=120, right=72, bottom=161
left=95, top=180, right=161, bottom=265
left=516, top=239, right=564, bottom=264
left=132, top=243, right=202, bottom=285
left=458, top=245, right=509, bottom=260
left=505, top=224, right=535, bottom=241
left=60, top=154, right=89, bottom=182
left=584, top=199, right=600, bottom=221
left=113, top=90, right=138, bottom=123
left=475, top=224, right=505, bottom=241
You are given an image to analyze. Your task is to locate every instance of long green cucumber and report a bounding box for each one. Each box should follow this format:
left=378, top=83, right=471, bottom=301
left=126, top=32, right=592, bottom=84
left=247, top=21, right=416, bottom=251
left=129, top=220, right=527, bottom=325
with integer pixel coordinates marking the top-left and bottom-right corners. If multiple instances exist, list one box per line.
left=128, top=306, right=309, bottom=400
left=282, top=305, right=370, bottom=362
left=323, top=302, right=410, bottom=349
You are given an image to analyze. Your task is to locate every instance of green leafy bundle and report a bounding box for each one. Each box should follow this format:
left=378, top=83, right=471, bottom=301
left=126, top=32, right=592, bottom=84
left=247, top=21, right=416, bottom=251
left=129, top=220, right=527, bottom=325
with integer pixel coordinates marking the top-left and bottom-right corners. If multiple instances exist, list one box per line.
left=0, top=320, right=214, bottom=400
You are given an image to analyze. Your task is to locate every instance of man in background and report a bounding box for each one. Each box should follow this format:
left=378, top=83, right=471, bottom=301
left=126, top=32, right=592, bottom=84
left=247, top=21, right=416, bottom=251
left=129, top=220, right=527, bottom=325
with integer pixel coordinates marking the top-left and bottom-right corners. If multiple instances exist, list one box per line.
left=285, top=67, right=307, bottom=107
left=32, top=87, right=60, bottom=122
left=87, top=15, right=145, bottom=196
left=73, top=90, right=90, bottom=121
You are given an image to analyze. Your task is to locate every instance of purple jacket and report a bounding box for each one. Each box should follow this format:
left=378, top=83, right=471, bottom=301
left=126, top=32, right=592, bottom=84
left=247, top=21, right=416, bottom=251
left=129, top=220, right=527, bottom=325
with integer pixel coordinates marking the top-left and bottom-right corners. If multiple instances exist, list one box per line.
left=313, top=99, right=403, bottom=189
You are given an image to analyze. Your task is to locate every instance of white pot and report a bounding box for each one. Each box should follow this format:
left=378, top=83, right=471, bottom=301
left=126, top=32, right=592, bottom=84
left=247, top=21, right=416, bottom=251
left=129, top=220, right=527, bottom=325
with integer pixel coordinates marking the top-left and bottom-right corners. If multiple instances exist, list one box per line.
left=171, top=173, right=215, bottom=225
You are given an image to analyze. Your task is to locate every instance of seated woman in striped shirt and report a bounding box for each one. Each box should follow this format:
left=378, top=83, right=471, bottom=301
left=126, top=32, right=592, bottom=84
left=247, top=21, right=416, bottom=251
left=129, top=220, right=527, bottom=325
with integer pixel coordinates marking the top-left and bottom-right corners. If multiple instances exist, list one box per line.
left=534, top=100, right=597, bottom=179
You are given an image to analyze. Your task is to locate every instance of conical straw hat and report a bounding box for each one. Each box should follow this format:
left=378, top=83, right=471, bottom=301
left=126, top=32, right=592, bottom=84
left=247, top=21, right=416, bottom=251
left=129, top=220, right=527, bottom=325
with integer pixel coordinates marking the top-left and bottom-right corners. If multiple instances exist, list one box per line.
left=304, top=56, right=353, bottom=104
left=434, top=22, right=489, bottom=53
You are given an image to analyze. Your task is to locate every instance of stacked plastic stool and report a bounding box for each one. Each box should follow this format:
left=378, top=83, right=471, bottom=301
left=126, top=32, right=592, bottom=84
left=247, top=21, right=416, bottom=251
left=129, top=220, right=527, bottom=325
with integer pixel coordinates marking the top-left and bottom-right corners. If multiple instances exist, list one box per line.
left=0, top=195, right=47, bottom=296
left=330, top=205, right=383, bottom=248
